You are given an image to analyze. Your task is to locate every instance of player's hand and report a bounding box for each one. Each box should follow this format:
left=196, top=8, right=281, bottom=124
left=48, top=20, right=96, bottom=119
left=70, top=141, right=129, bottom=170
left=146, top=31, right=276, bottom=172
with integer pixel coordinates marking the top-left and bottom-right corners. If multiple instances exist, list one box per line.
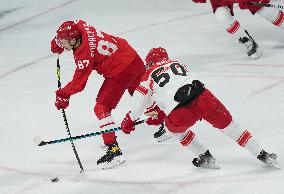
left=237, top=0, right=252, bottom=9
left=192, top=0, right=206, bottom=3
left=144, top=105, right=165, bottom=126
left=51, top=38, right=64, bottom=54
left=55, top=90, right=70, bottom=110
left=121, top=112, right=135, bottom=134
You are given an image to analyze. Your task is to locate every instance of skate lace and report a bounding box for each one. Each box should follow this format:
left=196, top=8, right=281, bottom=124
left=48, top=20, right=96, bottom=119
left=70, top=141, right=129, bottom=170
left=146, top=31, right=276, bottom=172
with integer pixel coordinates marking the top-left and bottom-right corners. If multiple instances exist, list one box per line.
left=110, top=145, right=120, bottom=153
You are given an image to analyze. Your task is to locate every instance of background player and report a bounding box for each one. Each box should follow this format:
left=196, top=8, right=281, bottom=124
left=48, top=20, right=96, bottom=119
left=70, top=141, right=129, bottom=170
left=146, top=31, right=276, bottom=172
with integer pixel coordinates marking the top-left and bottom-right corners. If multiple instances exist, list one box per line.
left=192, top=0, right=284, bottom=59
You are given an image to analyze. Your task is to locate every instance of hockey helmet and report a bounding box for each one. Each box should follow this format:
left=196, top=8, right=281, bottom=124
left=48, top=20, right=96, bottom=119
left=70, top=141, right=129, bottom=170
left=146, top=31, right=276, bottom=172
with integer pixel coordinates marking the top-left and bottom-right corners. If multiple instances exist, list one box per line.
left=56, top=21, right=80, bottom=40
left=145, top=47, right=169, bottom=66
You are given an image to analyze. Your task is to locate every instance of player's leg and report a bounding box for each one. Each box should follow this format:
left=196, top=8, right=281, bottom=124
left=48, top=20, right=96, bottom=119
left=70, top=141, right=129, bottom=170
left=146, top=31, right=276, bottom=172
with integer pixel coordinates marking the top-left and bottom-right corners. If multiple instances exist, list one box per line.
left=95, top=79, right=128, bottom=169
left=200, top=89, right=279, bottom=168
left=243, top=0, right=284, bottom=29
left=174, top=129, right=220, bottom=169
left=222, top=120, right=278, bottom=168
left=257, top=3, right=284, bottom=29
left=214, top=6, right=261, bottom=59
left=165, top=106, right=219, bottom=168
left=95, top=54, right=145, bottom=169
left=125, top=54, right=146, bottom=96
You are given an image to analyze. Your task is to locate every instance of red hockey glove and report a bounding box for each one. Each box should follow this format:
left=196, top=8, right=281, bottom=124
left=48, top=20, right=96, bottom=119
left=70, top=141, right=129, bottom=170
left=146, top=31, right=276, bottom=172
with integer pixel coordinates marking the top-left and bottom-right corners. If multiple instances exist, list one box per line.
left=51, top=38, right=64, bottom=54
left=192, top=0, right=206, bottom=3
left=144, top=105, right=166, bottom=126
left=237, top=0, right=253, bottom=9
left=121, top=112, right=135, bottom=134
left=55, top=90, right=70, bottom=110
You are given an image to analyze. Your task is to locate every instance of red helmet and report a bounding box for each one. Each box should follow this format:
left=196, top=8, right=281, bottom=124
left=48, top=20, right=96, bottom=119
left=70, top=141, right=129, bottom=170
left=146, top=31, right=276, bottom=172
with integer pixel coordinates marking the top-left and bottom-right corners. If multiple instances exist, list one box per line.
left=56, top=21, right=80, bottom=40
left=145, top=47, right=169, bottom=65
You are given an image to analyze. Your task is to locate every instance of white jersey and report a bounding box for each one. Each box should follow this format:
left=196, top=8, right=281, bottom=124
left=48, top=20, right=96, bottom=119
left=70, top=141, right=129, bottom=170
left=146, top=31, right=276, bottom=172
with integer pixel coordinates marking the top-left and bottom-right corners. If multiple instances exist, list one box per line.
left=129, top=59, right=195, bottom=120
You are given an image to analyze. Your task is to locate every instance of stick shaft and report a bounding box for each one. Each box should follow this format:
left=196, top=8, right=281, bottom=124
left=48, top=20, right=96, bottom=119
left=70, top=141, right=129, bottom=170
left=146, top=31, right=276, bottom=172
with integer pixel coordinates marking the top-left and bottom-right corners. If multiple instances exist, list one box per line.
left=57, top=55, right=84, bottom=172
left=39, top=120, right=144, bottom=146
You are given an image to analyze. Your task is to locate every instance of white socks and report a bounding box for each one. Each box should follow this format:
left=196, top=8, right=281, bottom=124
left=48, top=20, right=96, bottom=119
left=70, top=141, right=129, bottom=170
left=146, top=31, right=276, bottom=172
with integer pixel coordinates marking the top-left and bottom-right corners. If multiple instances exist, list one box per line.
left=222, top=120, right=262, bottom=156
left=257, top=4, right=284, bottom=29
left=215, top=6, right=249, bottom=39
left=175, top=130, right=207, bottom=156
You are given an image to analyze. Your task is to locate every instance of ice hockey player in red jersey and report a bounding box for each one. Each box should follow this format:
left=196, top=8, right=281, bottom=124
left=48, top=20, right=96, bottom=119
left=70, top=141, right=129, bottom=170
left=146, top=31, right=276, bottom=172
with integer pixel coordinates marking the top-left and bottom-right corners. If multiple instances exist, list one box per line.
left=50, top=20, right=145, bottom=169
left=120, top=47, right=279, bottom=169
left=192, top=0, right=284, bottom=59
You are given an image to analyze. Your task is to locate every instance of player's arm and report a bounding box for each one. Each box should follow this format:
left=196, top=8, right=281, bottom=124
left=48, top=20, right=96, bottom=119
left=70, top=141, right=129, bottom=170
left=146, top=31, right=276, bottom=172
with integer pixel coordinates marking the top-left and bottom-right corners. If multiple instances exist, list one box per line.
left=55, top=60, right=93, bottom=110
left=59, top=61, right=93, bottom=97
left=121, top=79, right=152, bottom=134
left=144, top=102, right=166, bottom=126
left=129, top=81, right=152, bottom=121
left=144, top=101, right=158, bottom=117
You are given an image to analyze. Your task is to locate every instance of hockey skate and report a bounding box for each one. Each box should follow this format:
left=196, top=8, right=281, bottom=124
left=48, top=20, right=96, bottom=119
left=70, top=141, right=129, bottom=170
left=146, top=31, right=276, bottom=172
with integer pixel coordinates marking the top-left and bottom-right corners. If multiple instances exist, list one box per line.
left=154, top=123, right=172, bottom=142
left=192, top=150, right=220, bottom=169
left=257, top=150, right=280, bottom=169
left=97, top=141, right=125, bottom=169
left=239, top=36, right=262, bottom=60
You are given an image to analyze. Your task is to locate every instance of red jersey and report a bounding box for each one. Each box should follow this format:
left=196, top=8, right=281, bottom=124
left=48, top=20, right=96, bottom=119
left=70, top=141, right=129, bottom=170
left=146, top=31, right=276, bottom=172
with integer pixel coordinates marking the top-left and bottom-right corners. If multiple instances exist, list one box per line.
left=51, top=20, right=138, bottom=98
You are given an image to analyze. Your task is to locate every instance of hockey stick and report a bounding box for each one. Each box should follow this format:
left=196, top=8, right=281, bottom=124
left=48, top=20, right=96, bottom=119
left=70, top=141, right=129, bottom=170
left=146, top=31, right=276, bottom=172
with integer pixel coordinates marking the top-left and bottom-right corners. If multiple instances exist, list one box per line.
left=56, top=54, right=84, bottom=173
left=244, top=29, right=256, bottom=42
left=249, top=2, right=284, bottom=10
left=35, top=120, right=145, bottom=146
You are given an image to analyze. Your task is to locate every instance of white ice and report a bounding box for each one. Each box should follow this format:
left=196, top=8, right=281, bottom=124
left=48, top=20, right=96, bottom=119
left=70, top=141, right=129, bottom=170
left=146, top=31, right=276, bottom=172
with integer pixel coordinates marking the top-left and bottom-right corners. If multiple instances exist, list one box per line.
left=0, top=0, right=284, bottom=194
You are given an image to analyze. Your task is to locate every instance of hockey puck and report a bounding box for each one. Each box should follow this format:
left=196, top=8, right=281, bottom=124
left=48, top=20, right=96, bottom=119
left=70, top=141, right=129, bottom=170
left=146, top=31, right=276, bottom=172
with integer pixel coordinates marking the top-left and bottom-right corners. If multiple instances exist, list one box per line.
left=51, top=177, right=59, bottom=182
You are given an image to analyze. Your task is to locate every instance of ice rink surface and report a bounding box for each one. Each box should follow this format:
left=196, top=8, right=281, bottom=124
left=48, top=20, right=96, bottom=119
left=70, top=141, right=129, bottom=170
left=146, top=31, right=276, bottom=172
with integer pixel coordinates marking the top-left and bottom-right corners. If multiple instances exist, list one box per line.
left=0, top=0, right=283, bottom=193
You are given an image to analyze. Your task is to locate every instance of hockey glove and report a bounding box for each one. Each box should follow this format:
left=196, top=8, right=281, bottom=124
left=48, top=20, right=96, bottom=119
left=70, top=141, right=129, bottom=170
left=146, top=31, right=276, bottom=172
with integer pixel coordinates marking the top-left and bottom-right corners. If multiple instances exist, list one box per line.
left=237, top=0, right=258, bottom=9
left=121, top=112, right=135, bottom=134
left=144, top=105, right=166, bottom=126
left=55, top=90, right=70, bottom=110
left=192, top=0, right=206, bottom=3
left=51, top=38, right=64, bottom=54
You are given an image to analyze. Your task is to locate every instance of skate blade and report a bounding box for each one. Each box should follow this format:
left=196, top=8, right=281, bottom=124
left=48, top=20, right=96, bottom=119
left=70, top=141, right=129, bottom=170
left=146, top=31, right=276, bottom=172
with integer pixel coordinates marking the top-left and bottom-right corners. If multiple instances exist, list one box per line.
left=200, top=164, right=220, bottom=169
left=266, top=158, right=280, bottom=169
left=196, top=160, right=220, bottom=169
left=101, top=156, right=126, bottom=170
left=157, top=134, right=172, bottom=142
left=251, top=51, right=262, bottom=60
left=33, top=136, right=44, bottom=146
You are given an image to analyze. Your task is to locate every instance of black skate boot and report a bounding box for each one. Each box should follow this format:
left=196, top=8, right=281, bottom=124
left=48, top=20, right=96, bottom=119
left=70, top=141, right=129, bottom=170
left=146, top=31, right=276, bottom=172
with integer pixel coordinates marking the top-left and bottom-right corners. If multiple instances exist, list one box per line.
left=97, top=141, right=125, bottom=169
left=239, top=31, right=262, bottom=59
left=154, top=123, right=172, bottom=142
left=257, top=150, right=279, bottom=168
left=192, top=150, right=220, bottom=169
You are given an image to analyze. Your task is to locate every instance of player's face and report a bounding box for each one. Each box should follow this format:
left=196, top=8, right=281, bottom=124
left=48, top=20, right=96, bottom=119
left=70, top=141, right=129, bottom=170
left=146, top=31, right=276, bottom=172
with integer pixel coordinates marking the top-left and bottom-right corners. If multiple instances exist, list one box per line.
left=59, top=38, right=77, bottom=51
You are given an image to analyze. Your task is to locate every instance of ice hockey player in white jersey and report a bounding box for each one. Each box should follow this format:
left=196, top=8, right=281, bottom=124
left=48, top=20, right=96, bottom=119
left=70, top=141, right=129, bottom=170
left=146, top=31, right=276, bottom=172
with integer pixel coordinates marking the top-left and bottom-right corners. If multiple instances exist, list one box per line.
left=120, top=47, right=279, bottom=169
